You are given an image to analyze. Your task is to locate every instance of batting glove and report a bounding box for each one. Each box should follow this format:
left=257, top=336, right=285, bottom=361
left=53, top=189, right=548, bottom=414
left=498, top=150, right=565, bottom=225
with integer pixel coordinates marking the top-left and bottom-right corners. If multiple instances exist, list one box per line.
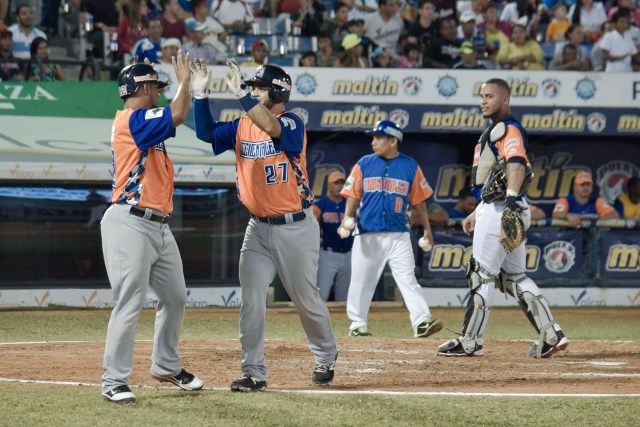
left=223, top=59, right=249, bottom=98
left=189, top=59, right=211, bottom=99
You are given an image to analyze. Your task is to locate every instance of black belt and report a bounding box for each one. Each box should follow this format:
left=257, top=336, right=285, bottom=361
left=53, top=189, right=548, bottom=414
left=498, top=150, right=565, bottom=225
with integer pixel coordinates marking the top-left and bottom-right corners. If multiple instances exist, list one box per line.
left=323, top=246, right=351, bottom=253
left=129, top=206, right=172, bottom=224
left=251, top=211, right=306, bottom=225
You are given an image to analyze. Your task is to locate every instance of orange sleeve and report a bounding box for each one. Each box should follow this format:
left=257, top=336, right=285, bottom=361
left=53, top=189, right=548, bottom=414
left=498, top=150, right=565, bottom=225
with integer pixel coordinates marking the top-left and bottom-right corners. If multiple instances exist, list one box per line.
left=408, top=166, right=433, bottom=206
left=340, top=164, right=363, bottom=200
left=596, top=198, right=616, bottom=218
left=553, top=197, right=569, bottom=215
left=495, top=125, right=528, bottom=162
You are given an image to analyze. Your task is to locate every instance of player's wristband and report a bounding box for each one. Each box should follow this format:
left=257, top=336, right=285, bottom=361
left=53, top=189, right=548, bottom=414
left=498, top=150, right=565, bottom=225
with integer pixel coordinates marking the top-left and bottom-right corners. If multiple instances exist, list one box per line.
left=238, top=92, right=259, bottom=112
left=506, top=189, right=518, bottom=197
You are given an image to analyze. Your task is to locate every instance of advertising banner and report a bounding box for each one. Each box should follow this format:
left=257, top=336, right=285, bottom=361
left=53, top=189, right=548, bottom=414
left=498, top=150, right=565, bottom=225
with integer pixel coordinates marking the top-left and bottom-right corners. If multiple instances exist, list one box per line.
left=601, top=230, right=640, bottom=279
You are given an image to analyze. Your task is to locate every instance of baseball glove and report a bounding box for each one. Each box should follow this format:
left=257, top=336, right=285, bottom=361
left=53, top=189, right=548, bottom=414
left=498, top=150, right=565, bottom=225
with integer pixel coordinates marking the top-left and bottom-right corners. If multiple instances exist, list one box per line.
left=499, top=207, right=525, bottom=252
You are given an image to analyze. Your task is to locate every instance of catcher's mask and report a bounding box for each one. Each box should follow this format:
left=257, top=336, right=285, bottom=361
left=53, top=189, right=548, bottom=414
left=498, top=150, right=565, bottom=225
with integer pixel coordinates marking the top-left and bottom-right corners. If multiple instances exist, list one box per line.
left=244, top=64, right=292, bottom=104
left=365, top=120, right=404, bottom=142
left=117, top=63, right=168, bottom=99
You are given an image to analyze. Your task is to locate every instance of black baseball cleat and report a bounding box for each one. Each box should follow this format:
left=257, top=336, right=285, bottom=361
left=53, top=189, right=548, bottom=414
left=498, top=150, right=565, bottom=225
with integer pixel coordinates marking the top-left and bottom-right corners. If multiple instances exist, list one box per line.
left=311, top=356, right=337, bottom=386
left=152, top=368, right=204, bottom=391
left=528, top=331, right=570, bottom=358
left=102, top=385, right=136, bottom=403
left=437, top=339, right=484, bottom=357
left=230, top=375, right=267, bottom=392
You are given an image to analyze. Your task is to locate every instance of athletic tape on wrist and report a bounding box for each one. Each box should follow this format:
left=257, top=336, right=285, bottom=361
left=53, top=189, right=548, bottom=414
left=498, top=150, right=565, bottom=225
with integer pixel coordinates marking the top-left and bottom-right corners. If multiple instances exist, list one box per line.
left=238, top=92, right=259, bottom=112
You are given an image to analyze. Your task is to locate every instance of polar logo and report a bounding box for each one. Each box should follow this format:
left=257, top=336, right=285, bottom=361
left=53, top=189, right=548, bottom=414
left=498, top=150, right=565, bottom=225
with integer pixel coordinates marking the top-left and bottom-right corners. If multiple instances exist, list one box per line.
left=596, top=161, right=640, bottom=204
left=543, top=241, right=576, bottom=273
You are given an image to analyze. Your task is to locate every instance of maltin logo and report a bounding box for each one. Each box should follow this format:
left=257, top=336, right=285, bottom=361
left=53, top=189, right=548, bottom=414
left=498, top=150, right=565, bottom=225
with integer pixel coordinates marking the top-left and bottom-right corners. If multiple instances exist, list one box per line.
left=543, top=241, right=576, bottom=273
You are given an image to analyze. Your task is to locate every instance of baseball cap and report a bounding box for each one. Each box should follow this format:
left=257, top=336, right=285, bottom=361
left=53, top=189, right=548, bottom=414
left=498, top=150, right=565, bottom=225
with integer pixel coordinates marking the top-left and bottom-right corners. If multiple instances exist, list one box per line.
left=341, top=33, right=362, bottom=50
left=574, top=171, right=593, bottom=185
left=347, top=18, right=365, bottom=28
left=460, top=10, right=476, bottom=23
left=185, top=18, right=207, bottom=32
left=365, top=120, right=403, bottom=141
left=460, top=41, right=474, bottom=54
left=252, top=38, right=268, bottom=51
left=161, top=37, right=181, bottom=49
left=328, top=171, right=346, bottom=184
left=372, top=45, right=386, bottom=58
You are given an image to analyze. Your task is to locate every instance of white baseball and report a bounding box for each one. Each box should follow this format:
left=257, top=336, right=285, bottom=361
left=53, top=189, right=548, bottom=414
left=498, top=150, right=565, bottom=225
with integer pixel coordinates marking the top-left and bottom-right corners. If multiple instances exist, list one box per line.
left=418, top=237, right=432, bottom=252
left=338, top=226, right=351, bottom=239
left=342, top=217, right=355, bottom=230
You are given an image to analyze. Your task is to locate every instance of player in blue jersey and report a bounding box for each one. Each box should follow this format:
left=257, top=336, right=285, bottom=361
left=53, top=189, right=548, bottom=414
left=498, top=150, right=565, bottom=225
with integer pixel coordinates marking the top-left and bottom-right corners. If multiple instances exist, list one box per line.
left=313, top=171, right=354, bottom=301
left=339, top=120, right=443, bottom=338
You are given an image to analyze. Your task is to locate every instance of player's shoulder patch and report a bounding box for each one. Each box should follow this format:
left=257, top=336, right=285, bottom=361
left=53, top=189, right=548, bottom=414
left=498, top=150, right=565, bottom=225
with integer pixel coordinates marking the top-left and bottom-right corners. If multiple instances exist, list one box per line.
left=420, top=177, right=431, bottom=191
left=145, top=108, right=164, bottom=120
left=344, top=175, right=355, bottom=191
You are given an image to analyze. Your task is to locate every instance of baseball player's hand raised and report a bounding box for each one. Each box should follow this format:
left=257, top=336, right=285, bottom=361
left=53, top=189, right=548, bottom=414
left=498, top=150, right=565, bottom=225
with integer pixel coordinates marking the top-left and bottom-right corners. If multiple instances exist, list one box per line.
left=189, top=58, right=211, bottom=98
left=224, top=59, right=249, bottom=98
left=171, top=50, right=191, bottom=86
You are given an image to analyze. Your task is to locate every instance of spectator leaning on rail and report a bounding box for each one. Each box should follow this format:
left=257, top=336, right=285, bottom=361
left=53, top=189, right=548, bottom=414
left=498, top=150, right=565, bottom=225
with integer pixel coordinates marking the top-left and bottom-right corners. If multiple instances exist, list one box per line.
left=552, top=171, right=619, bottom=229
left=614, top=176, right=640, bottom=220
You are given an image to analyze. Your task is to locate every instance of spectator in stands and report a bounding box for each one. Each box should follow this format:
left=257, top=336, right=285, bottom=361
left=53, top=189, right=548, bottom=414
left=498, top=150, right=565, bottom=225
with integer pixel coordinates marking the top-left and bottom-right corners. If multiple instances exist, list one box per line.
left=334, top=32, right=369, bottom=66
left=323, top=1, right=351, bottom=52
left=569, top=0, right=607, bottom=43
left=25, top=37, right=64, bottom=81
left=601, top=10, right=639, bottom=72
left=528, top=203, right=547, bottom=221
left=290, top=0, right=327, bottom=36
left=8, top=3, right=46, bottom=60
left=501, top=0, right=550, bottom=40
left=81, top=0, right=121, bottom=60
left=363, top=0, right=404, bottom=52
left=241, top=38, right=269, bottom=66
left=0, top=0, right=8, bottom=28
left=545, top=2, right=570, bottom=42
left=371, top=44, right=394, bottom=66
left=496, top=23, right=545, bottom=69
left=160, top=0, right=186, bottom=40
left=608, top=0, right=640, bottom=28
left=427, top=200, right=449, bottom=225
left=0, top=29, right=22, bottom=81
left=552, top=171, right=619, bottom=228
left=132, top=17, right=164, bottom=62
left=117, top=0, right=148, bottom=60
left=158, top=36, right=181, bottom=63
left=182, top=18, right=220, bottom=64
left=453, top=40, right=487, bottom=68
left=549, top=43, right=590, bottom=69
left=407, top=0, right=438, bottom=48
left=457, top=9, right=487, bottom=57
left=552, top=24, right=589, bottom=61
left=40, top=0, right=61, bottom=37
left=458, top=0, right=487, bottom=24
left=395, top=42, right=421, bottom=67
left=299, top=50, right=317, bottom=66
left=349, top=0, right=379, bottom=21
left=346, top=18, right=365, bottom=37
left=211, top=0, right=254, bottom=34
left=270, top=0, right=300, bottom=19
left=448, top=187, right=477, bottom=219
left=246, top=0, right=270, bottom=17
left=432, top=0, right=457, bottom=21
left=422, top=17, right=463, bottom=68
left=589, top=21, right=610, bottom=71
left=614, top=176, right=640, bottom=220
left=478, top=2, right=512, bottom=60
left=191, top=0, right=229, bottom=55
left=315, top=30, right=337, bottom=66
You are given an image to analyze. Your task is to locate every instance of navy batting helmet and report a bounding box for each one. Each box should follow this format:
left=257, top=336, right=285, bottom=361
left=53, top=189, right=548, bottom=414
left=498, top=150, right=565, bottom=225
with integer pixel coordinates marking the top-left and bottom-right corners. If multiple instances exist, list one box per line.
left=117, top=63, right=168, bottom=99
left=365, top=120, right=403, bottom=142
left=244, top=64, right=292, bottom=104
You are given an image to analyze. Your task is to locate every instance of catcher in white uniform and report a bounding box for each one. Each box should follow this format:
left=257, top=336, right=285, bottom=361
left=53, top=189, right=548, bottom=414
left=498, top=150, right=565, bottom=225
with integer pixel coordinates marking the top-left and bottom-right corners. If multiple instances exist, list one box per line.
left=338, top=120, right=443, bottom=338
left=437, top=78, right=569, bottom=358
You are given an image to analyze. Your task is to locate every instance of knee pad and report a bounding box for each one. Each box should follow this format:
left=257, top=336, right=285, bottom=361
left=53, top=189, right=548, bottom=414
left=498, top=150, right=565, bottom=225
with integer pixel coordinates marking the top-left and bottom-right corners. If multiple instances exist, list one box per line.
left=466, top=257, right=497, bottom=291
left=497, top=270, right=526, bottom=297
left=519, top=291, right=559, bottom=345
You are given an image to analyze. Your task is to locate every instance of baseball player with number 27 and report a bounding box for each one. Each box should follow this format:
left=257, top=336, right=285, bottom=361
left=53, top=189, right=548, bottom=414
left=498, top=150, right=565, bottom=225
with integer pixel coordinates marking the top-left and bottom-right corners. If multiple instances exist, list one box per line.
left=339, top=120, right=443, bottom=338
left=191, top=59, right=338, bottom=391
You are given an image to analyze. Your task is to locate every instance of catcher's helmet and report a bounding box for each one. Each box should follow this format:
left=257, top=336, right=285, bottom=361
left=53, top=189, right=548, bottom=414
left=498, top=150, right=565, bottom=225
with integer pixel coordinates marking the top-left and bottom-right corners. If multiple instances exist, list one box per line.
left=117, top=63, right=168, bottom=99
left=365, top=120, right=403, bottom=142
left=244, top=64, right=292, bottom=104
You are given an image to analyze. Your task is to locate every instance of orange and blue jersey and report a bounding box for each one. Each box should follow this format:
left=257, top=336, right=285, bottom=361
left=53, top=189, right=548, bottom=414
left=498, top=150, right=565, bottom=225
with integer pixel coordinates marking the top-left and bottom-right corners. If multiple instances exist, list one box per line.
left=110, top=106, right=176, bottom=213
left=313, top=196, right=354, bottom=252
left=341, top=153, right=433, bottom=233
left=193, top=98, right=313, bottom=216
left=554, top=194, right=616, bottom=218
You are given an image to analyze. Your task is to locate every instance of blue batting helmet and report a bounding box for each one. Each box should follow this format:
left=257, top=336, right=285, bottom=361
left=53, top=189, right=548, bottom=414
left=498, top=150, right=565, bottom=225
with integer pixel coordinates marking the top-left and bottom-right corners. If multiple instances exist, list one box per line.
left=365, top=120, right=403, bottom=142
left=244, top=64, right=292, bottom=104
left=117, top=63, right=168, bottom=99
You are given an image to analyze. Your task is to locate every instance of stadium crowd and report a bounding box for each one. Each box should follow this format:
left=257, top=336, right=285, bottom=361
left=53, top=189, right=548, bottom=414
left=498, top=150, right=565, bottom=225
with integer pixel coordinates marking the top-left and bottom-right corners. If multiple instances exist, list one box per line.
left=1, top=0, right=639, bottom=81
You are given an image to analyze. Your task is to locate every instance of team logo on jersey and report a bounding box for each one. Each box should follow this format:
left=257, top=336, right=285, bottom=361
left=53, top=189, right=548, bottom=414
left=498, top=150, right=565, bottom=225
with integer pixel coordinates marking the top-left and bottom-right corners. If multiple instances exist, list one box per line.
left=145, top=108, right=164, bottom=120
left=596, top=161, right=640, bottom=204
left=363, top=177, right=409, bottom=195
left=586, top=113, right=606, bottom=133
left=295, top=73, right=317, bottom=96
left=543, top=241, right=576, bottom=273
left=389, top=109, right=410, bottom=129
left=402, top=76, right=422, bottom=96
left=289, top=107, right=309, bottom=125
left=541, top=79, right=560, bottom=98
left=240, top=139, right=282, bottom=159
left=575, top=78, right=596, bottom=100
left=436, top=75, right=458, bottom=98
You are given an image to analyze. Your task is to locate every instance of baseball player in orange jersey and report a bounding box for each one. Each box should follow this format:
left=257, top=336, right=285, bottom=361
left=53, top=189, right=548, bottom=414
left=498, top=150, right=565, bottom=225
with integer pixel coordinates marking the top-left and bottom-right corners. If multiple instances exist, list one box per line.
left=437, top=78, right=569, bottom=358
left=100, top=53, right=203, bottom=403
left=191, top=59, right=338, bottom=391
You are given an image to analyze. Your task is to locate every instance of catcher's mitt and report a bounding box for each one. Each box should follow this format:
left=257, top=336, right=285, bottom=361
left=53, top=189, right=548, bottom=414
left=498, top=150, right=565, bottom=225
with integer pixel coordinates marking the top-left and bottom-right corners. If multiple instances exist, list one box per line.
left=499, top=208, right=525, bottom=252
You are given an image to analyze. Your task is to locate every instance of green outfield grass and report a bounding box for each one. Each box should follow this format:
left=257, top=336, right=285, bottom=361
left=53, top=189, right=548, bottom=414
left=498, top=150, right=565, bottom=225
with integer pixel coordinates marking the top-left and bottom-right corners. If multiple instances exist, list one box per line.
left=1, top=306, right=639, bottom=426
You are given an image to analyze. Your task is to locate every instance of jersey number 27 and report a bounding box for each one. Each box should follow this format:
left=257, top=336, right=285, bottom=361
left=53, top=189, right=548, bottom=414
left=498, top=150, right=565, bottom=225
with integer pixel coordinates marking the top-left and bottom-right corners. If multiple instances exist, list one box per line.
left=264, top=162, right=289, bottom=185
